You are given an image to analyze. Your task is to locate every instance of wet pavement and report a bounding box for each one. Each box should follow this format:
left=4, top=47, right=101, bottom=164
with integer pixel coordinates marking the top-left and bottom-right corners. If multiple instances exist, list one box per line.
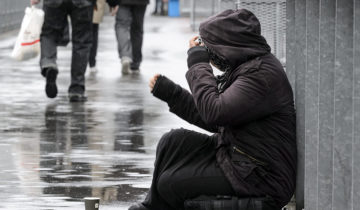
left=0, top=14, right=204, bottom=210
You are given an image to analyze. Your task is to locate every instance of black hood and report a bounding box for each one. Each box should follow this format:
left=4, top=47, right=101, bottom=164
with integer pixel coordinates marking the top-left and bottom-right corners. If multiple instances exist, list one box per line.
left=199, top=9, right=271, bottom=69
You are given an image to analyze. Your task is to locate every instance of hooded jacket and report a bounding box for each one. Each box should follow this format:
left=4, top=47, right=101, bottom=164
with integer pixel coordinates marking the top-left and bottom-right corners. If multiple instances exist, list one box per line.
left=152, top=9, right=296, bottom=208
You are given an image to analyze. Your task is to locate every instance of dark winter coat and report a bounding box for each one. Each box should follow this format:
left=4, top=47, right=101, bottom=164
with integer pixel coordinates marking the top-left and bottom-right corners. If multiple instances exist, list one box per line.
left=152, top=9, right=296, bottom=208
left=106, top=0, right=149, bottom=7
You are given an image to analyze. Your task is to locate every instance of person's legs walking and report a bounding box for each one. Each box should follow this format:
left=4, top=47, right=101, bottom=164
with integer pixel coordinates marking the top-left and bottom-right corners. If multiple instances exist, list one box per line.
left=115, top=5, right=133, bottom=74
left=152, top=0, right=161, bottom=15
left=68, top=2, right=93, bottom=101
left=40, top=3, right=67, bottom=98
left=160, top=0, right=166, bottom=16
left=130, top=5, right=146, bottom=72
left=89, top=23, right=99, bottom=71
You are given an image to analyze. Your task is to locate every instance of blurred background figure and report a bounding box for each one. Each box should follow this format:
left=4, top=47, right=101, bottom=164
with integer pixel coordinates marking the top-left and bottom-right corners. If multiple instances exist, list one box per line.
left=89, top=0, right=106, bottom=74
left=152, top=0, right=167, bottom=16
left=106, top=0, right=149, bottom=75
left=31, top=0, right=95, bottom=102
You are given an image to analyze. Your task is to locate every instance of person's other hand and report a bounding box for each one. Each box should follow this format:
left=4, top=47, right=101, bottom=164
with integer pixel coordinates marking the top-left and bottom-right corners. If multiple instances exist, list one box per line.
left=30, top=0, right=40, bottom=5
left=110, top=5, right=119, bottom=16
left=149, top=74, right=161, bottom=92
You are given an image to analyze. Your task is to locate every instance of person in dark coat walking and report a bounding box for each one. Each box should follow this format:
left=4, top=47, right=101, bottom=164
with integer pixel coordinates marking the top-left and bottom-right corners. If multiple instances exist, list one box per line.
left=106, top=0, right=149, bottom=74
left=31, top=0, right=95, bottom=102
left=129, top=9, right=297, bottom=210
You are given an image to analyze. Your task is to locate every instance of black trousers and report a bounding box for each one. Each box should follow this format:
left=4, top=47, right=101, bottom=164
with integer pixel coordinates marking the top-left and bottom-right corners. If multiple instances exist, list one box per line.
left=40, top=0, right=93, bottom=94
left=89, top=23, right=99, bottom=68
left=142, top=128, right=236, bottom=210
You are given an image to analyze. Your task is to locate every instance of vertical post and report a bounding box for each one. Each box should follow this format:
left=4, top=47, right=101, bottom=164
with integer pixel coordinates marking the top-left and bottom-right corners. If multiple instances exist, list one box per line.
left=294, top=0, right=307, bottom=209
left=211, top=0, right=215, bottom=15
left=0, top=0, right=3, bottom=33
left=216, top=0, right=221, bottom=13
left=304, top=0, right=320, bottom=208
left=275, top=2, right=281, bottom=59
left=353, top=1, right=360, bottom=209
left=318, top=0, right=336, bottom=209
left=4, top=0, right=9, bottom=32
left=190, top=0, right=196, bottom=31
left=235, top=0, right=241, bottom=9
left=333, top=0, right=354, bottom=208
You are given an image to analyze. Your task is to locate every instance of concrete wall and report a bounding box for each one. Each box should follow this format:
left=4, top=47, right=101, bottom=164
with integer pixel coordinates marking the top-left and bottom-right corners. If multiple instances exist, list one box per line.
left=0, top=0, right=30, bottom=33
left=286, top=0, right=360, bottom=209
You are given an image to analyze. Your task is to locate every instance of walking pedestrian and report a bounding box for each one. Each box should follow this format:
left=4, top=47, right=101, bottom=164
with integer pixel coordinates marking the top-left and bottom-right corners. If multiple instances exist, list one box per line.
left=89, top=0, right=106, bottom=74
left=128, top=9, right=297, bottom=210
left=31, top=0, right=95, bottom=102
left=106, top=0, right=149, bottom=74
left=152, top=0, right=166, bottom=16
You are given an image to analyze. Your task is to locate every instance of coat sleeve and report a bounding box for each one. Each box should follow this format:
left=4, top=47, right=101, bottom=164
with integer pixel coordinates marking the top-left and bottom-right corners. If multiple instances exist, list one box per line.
left=152, top=76, right=218, bottom=133
left=185, top=62, right=274, bottom=126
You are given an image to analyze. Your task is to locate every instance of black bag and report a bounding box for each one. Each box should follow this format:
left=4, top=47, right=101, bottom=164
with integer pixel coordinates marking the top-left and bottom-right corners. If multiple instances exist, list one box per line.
left=184, top=195, right=280, bottom=210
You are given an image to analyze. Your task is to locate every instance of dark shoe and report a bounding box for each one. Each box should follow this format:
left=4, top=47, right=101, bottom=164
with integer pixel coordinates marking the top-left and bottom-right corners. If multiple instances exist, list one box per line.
left=128, top=203, right=149, bottom=210
left=45, top=68, right=58, bottom=98
left=68, top=92, right=87, bottom=102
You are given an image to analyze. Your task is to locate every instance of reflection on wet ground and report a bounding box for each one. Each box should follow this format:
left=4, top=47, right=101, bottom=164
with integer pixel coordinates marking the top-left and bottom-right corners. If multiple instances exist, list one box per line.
left=0, top=15, right=199, bottom=209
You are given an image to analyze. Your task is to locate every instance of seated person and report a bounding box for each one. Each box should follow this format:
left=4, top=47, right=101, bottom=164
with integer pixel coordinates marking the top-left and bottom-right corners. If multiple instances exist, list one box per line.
left=129, top=9, right=297, bottom=210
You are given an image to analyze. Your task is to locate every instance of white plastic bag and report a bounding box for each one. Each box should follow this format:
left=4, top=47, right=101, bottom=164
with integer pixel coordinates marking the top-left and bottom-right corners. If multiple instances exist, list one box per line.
left=11, top=6, right=44, bottom=61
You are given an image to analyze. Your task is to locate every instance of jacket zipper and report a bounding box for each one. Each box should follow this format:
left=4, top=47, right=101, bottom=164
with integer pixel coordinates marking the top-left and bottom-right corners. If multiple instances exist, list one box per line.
left=232, top=146, right=267, bottom=166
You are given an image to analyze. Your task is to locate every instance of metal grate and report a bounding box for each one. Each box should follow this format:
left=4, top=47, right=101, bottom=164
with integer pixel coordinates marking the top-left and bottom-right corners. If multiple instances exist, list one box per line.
left=187, top=0, right=286, bottom=64
left=235, top=0, right=287, bottom=64
left=0, top=0, right=30, bottom=33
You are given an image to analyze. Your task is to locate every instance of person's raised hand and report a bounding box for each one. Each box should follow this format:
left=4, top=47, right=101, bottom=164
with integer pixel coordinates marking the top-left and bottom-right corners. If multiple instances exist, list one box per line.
left=189, top=36, right=203, bottom=49
left=149, top=74, right=161, bottom=92
left=110, top=5, right=119, bottom=16
left=30, top=0, right=40, bottom=5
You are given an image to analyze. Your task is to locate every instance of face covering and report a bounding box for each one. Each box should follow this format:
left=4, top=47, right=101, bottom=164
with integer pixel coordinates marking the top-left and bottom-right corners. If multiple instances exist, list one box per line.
left=205, top=46, right=232, bottom=72
left=203, top=46, right=232, bottom=93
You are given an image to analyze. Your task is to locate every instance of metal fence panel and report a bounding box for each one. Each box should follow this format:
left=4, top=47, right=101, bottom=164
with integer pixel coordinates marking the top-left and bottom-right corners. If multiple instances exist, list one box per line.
left=237, top=0, right=286, bottom=63
left=0, top=0, right=30, bottom=33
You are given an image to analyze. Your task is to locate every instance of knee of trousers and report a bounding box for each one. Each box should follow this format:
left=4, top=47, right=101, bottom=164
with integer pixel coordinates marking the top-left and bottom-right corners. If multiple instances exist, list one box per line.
left=115, top=18, right=132, bottom=28
left=157, top=171, right=171, bottom=196
left=156, top=128, right=186, bottom=151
